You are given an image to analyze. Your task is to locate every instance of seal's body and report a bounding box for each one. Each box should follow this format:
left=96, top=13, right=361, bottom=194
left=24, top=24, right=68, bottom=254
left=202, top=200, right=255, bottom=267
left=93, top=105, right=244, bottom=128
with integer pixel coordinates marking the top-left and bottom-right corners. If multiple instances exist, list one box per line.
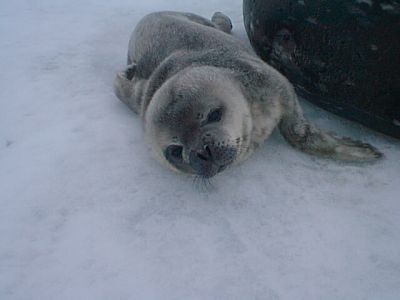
left=243, top=0, right=400, bottom=139
left=114, top=11, right=381, bottom=178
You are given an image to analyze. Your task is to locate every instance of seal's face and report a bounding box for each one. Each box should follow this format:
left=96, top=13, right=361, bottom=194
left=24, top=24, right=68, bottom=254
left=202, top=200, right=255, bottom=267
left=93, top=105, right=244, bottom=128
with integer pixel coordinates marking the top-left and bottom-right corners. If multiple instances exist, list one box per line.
left=144, top=67, right=252, bottom=178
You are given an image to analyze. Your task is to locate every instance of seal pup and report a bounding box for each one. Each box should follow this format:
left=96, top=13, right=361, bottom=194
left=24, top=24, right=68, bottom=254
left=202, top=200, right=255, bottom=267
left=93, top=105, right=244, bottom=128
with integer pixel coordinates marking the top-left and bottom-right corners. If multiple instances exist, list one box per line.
left=114, top=11, right=382, bottom=178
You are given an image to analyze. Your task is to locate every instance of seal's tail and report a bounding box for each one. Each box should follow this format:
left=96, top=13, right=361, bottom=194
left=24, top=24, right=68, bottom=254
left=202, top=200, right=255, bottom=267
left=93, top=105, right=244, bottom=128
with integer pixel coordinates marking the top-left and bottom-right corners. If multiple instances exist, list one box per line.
left=278, top=95, right=383, bottom=162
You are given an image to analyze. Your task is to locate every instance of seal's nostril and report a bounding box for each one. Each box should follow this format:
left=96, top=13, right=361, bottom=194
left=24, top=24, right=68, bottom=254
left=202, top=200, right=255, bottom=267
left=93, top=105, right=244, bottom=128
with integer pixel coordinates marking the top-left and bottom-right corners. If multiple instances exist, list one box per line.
left=204, top=145, right=212, bottom=158
left=196, top=145, right=213, bottom=162
left=197, top=153, right=208, bottom=161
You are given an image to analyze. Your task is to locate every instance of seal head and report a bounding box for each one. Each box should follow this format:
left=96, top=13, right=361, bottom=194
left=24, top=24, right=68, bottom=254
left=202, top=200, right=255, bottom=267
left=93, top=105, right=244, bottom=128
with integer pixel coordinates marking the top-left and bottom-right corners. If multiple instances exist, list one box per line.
left=144, top=66, right=252, bottom=178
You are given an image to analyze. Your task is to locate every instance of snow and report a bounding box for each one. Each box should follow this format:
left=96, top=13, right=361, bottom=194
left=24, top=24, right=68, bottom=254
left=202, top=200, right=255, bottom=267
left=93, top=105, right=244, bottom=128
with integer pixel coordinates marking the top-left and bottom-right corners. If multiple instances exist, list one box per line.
left=1, top=0, right=400, bottom=299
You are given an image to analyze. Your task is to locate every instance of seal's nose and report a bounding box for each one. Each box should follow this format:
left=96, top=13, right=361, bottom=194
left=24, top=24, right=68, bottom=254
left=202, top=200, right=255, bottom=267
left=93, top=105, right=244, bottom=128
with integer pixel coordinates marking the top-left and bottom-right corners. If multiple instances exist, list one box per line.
left=189, top=141, right=237, bottom=178
left=196, top=145, right=213, bottom=162
left=189, top=144, right=217, bottom=177
left=189, top=144, right=214, bottom=170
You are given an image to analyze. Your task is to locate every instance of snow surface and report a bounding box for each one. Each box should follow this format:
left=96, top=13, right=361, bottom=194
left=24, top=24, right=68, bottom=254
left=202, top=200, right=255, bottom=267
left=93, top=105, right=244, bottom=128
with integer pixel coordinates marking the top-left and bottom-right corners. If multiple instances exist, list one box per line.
left=1, top=0, right=400, bottom=299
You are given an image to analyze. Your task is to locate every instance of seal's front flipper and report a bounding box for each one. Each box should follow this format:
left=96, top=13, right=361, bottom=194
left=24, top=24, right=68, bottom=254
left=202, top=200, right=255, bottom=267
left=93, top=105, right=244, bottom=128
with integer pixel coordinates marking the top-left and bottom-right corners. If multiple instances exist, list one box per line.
left=278, top=98, right=383, bottom=162
left=124, top=63, right=136, bottom=80
left=113, top=62, right=145, bottom=115
left=211, top=12, right=232, bottom=34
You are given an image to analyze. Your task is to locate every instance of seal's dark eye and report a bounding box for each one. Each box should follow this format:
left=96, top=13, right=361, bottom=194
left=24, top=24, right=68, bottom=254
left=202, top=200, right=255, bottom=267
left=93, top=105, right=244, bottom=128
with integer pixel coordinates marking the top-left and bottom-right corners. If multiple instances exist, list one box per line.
left=165, top=145, right=183, bottom=163
left=207, top=108, right=223, bottom=123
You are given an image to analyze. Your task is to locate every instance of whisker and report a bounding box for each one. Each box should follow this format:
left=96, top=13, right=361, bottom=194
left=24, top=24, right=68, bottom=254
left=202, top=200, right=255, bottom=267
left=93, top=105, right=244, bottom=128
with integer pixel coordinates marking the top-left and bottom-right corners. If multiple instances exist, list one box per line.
left=203, top=176, right=215, bottom=192
left=192, top=175, right=202, bottom=192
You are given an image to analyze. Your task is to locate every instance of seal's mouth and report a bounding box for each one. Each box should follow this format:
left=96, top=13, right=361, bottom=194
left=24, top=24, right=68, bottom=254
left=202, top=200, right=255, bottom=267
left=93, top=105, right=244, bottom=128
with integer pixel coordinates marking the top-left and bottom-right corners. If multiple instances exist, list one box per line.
left=164, top=143, right=237, bottom=177
left=204, top=163, right=229, bottom=178
left=194, top=162, right=226, bottom=178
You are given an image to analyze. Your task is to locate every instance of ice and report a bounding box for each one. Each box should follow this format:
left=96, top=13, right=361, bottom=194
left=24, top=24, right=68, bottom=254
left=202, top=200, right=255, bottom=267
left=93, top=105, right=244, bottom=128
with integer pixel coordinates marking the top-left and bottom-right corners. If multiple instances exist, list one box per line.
left=1, top=1, right=400, bottom=299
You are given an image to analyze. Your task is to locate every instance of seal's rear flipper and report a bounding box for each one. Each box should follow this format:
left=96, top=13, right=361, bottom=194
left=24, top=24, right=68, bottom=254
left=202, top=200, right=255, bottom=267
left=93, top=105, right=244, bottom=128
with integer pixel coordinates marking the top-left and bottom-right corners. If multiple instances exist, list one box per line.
left=278, top=100, right=383, bottom=162
left=211, top=12, right=232, bottom=34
